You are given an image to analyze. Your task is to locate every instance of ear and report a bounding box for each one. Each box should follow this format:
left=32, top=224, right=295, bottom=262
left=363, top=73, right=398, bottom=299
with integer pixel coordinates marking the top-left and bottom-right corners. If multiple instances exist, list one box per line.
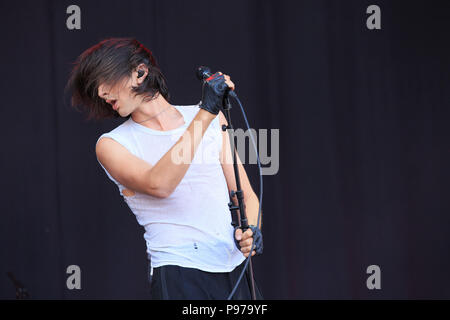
left=133, top=63, right=149, bottom=86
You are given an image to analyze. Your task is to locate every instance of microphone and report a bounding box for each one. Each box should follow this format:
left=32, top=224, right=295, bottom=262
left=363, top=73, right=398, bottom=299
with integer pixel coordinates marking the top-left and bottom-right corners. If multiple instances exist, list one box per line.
left=196, top=66, right=237, bottom=98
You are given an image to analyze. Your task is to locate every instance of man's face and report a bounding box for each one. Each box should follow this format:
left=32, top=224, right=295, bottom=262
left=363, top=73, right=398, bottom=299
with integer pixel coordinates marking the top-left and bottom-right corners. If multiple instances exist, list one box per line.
left=98, top=76, right=137, bottom=117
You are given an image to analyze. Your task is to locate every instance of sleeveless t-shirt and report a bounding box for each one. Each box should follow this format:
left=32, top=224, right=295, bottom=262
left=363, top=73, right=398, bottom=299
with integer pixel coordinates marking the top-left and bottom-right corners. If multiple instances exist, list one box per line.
left=95, top=104, right=245, bottom=274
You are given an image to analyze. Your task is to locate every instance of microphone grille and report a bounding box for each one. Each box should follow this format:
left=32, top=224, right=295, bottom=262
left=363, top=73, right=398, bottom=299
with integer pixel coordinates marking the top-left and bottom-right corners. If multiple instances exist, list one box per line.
left=196, top=66, right=211, bottom=81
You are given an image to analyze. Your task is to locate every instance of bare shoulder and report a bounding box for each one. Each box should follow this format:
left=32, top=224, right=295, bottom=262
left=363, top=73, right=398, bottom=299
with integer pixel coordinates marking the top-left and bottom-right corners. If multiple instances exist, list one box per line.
left=95, top=136, right=127, bottom=165
left=96, top=136, right=121, bottom=155
left=95, top=136, right=160, bottom=197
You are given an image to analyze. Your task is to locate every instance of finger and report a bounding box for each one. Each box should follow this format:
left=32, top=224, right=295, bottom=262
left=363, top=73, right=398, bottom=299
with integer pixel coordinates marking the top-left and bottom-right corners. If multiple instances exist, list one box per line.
left=241, top=228, right=253, bottom=240
left=241, top=245, right=253, bottom=254
left=240, top=246, right=249, bottom=253
left=223, top=75, right=234, bottom=90
left=225, top=80, right=235, bottom=90
left=235, top=228, right=243, bottom=241
left=239, top=238, right=253, bottom=247
left=244, top=250, right=256, bottom=258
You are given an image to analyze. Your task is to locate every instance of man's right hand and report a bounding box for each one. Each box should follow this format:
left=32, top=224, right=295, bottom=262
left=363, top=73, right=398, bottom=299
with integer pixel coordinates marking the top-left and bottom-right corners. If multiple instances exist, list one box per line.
left=199, top=72, right=235, bottom=115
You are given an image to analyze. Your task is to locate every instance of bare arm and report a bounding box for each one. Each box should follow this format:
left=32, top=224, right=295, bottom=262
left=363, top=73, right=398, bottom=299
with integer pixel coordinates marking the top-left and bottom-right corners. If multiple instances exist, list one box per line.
left=96, top=108, right=216, bottom=198
left=218, top=111, right=262, bottom=228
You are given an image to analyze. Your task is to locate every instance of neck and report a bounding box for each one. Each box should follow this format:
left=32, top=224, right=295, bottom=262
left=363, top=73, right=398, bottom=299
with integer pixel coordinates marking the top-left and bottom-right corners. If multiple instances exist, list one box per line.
left=131, top=93, right=174, bottom=127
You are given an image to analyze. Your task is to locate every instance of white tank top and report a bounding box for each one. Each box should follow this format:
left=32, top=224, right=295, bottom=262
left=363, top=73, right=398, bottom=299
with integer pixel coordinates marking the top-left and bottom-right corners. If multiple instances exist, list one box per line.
left=95, top=104, right=245, bottom=273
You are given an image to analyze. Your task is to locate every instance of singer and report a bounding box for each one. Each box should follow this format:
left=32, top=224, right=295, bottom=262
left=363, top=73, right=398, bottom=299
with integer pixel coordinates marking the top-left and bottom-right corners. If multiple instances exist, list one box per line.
left=65, top=38, right=263, bottom=299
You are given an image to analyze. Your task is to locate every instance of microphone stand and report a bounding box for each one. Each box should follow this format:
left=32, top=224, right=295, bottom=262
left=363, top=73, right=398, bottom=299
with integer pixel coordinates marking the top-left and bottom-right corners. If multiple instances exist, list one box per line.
left=222, top=95, right=257, bottom=300
left=7, top=272, right=30, bottom=299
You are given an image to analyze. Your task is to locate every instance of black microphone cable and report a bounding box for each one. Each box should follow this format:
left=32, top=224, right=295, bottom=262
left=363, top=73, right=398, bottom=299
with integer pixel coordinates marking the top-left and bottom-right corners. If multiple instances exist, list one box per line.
left=225, top=93, right=263, bottom=300
left=196, top=66, right=263, bottom=300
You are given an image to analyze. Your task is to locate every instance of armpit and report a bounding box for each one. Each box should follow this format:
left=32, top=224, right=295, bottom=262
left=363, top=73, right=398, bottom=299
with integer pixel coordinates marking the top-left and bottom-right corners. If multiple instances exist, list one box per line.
left=122, top=189, right=136, bottom=197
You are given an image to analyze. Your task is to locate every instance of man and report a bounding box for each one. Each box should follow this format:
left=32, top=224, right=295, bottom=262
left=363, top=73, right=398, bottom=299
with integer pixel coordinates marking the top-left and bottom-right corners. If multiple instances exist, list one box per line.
left=65, top=37, right=263, bottom=299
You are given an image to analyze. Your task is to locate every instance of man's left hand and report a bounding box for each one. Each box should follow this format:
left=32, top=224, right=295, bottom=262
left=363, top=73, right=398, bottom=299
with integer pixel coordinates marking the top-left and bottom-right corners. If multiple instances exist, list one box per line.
left=234, top=225, right=263, bottom=258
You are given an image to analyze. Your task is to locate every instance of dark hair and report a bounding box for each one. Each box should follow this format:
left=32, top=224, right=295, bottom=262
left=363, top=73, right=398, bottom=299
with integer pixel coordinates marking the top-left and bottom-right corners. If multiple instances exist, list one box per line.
left=65, top=37, right=170, bottom=120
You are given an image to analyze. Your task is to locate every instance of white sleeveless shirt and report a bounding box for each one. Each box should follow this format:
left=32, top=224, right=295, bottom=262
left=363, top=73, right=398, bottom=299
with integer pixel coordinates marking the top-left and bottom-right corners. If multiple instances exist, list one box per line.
left=95, top=104, right=245, bottom=273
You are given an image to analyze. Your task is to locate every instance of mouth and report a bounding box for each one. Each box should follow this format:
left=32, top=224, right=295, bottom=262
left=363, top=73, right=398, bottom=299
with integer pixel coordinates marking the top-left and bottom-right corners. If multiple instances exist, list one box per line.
left=109, top=99, right=119, bottom=110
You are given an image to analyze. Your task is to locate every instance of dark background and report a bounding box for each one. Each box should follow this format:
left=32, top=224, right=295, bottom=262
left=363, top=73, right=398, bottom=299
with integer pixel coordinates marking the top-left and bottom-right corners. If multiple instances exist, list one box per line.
left=1, top=0, right=449, bottom=299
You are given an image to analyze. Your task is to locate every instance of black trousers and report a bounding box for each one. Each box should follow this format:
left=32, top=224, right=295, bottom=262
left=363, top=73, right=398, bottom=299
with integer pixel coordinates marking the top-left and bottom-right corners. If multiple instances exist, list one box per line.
left=150, top=260, right=264, bottom=300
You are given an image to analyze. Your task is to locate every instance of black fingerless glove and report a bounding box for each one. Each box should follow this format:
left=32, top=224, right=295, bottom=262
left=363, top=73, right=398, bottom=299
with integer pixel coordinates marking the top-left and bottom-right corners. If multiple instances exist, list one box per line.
left=234, top=225, right=264, bottom=256
left=199, top=72, right=230, bottom=115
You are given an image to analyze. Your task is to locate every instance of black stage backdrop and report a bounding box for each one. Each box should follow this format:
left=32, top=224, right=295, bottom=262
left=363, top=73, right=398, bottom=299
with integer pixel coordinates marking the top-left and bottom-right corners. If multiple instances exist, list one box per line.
left=0, top=0, right=449, bottom=299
